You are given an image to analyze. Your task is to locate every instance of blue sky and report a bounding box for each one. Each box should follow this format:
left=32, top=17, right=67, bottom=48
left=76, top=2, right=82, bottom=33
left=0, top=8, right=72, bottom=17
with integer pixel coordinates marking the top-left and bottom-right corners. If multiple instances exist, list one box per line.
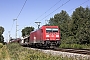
left=0, top=0, right=90, bottom=42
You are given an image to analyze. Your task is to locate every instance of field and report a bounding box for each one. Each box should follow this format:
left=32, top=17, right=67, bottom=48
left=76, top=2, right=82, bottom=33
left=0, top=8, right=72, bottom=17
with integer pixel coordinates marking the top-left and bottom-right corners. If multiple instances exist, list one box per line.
left=0, top=43, right=90, bottom=60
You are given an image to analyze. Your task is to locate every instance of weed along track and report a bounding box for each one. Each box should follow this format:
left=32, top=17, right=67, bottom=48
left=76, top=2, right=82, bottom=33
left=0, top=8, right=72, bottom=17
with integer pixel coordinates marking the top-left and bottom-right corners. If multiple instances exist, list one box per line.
left=28, top=47, right=90, bottom=59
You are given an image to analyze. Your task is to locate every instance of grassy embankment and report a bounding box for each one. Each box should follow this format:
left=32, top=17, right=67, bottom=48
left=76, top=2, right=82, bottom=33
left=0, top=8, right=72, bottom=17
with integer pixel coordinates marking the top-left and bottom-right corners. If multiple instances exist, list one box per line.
left=6, top=43, right=72, bottom=60
left=0, top=43, right=10, bottom=60
left=0, top=43, right=90, bottom=60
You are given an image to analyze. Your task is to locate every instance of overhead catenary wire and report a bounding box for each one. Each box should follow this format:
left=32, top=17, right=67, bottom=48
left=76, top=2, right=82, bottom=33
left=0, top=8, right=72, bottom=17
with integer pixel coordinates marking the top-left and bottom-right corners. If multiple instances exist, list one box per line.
left=48, top=0, right=90, bottom=26
left=9, top=0, right=28, bottom=38
left=18, top=0, right=89, bottom=33
left=35, top=0, right=62, bottom=21
left=17, top=0, right=73, bottom=31
left=39, top=0, right=89, bottom=23
left=40, top=0, right=71, bottom=21
left=17, top=0, right=62, bottom=31
left=10, top=0, right=28, bottom=31
left=67, top=0, right=90, bottom=12
left=33, top=0, right=70, bottom=27
left=15, top=0, right=27, bottom=38
left=16, top=0, right=28, bottom=19
left=32, top=0, right=90, bottom=27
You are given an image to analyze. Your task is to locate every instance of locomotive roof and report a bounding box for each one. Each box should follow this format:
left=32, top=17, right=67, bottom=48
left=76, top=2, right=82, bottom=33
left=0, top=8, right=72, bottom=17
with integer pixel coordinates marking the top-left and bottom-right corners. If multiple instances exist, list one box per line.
left=41, top=25, right=58, bottom=29
left=30, top=25, right=59, bottom=34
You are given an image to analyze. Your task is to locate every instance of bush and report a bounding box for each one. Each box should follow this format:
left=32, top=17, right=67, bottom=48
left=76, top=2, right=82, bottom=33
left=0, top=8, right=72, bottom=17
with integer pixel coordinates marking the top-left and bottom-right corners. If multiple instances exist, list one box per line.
left=59, top=44, right=90, bottom=49
left=0, top=43, right=3, bottom=48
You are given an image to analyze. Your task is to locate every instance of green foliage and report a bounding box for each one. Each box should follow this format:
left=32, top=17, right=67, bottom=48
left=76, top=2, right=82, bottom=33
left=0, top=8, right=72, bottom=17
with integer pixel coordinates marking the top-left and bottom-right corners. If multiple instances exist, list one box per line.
left=0, top=26, right=4, bottom=44
left=59, top=44, right=89, bottom=49
left=71, top=6, right=90, bottom=44
left=49, top=10, right=70, bottom=26
left=1, top=49, right=6, bottom=58
left=7, top=43, right=22, bottom=60
left=49, top=6, right=90, bottom=45
left=0, top=43, right=3, bottom=48
left=0, top=45, right=10, bottom=60
left=21, top=26, right=34, bottom=37
left=0, top=26, right=4, bottom=34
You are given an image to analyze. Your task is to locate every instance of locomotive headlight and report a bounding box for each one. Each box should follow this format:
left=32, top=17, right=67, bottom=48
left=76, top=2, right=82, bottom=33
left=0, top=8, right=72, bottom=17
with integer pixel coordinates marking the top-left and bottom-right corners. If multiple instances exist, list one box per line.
left=46, top=38, right=49, bottom=40
left=56, top=35, right=59, bottom=37
left=46, top=35, right=49, bottom=37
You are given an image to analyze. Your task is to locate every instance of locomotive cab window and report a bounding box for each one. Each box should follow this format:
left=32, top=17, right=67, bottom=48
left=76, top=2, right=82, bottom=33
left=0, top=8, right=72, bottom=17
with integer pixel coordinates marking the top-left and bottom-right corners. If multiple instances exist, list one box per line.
left=46, top=28, right=58, bottom=33
left=52, top=28, right=58, bottom=32
left=46, top=28, right=52, bottom=33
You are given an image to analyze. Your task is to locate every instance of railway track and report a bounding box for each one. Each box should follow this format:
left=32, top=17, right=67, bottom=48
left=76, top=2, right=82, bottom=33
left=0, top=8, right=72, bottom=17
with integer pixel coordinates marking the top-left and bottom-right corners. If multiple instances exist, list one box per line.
left=29, top=46, right=90, bottom=55
left=29, top=47, right=90, bottom=59
left=53, top=48, right=90, bottom=55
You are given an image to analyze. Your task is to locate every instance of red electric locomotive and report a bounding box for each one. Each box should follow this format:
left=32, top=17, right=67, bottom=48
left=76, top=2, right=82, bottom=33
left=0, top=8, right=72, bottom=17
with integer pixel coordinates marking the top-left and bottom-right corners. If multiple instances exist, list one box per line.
left=29, top=25, right=60, bottom=48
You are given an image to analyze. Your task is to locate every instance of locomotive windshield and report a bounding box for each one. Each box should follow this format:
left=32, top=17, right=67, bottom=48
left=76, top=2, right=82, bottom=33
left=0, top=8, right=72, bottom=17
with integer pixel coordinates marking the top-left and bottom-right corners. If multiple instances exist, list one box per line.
left=46, top=28, right=58, bottom=33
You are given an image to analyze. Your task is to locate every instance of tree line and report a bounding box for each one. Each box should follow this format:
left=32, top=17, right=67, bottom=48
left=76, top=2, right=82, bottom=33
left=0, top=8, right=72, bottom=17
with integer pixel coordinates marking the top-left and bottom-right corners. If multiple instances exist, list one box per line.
left=49, top=6, right=90, bottom=44
left=0, top=26, right=4, bottom=44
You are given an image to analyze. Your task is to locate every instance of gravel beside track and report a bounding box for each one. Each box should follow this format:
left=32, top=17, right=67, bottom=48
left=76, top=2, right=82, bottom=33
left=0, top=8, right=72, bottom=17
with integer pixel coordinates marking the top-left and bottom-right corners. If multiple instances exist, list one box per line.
left=30, top=48, right=90, bottom=59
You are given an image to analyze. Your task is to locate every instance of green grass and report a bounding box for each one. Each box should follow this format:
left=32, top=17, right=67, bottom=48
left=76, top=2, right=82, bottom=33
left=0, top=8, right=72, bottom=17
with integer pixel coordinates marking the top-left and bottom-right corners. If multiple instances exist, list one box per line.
left=59, top=44, right=90, bottom=49
left=0, top=45, right=10, bottom=60
left=0, top=43, right=3, bottom=48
